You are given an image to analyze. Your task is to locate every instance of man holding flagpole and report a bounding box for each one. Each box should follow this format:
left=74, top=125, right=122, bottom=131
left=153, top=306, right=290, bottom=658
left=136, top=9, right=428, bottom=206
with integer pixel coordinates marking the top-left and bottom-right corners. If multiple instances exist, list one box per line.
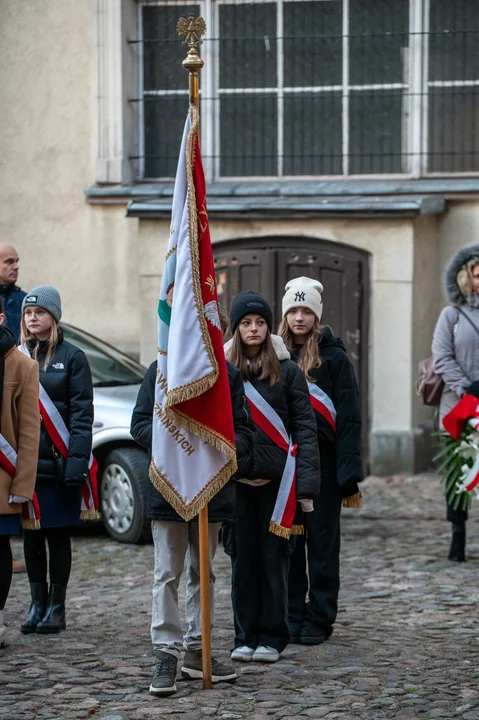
left=131, top=101, right=254, bottom=695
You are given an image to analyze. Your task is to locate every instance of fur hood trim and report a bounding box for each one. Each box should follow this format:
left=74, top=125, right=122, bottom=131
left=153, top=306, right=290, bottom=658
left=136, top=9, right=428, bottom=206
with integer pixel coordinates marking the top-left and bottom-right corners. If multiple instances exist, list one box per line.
left=444, top=243, right=479, bottom=305
left=224, top=333, right=291, bottom=361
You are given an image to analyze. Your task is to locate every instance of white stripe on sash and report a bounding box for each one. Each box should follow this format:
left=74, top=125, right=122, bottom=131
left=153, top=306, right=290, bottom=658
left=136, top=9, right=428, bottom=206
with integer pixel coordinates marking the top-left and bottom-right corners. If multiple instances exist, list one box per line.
left=244, top=381, right=289, bottom=445
left=244, top=380, right=297, bottom=534
left=308, top=382, right=337, bottom=423
left=0, top=433, right=17, bottom=469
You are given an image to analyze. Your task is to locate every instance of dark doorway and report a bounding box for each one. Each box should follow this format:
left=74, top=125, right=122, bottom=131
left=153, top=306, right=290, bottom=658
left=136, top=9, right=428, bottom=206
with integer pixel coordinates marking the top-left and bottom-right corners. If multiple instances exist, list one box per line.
left=214, top=237, right=370, bottom=469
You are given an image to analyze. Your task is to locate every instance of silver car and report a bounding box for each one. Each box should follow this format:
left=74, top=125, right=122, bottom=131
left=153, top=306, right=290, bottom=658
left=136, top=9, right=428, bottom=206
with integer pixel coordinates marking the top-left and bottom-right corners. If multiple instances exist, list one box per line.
left=62, top=324, right=150, bottom=544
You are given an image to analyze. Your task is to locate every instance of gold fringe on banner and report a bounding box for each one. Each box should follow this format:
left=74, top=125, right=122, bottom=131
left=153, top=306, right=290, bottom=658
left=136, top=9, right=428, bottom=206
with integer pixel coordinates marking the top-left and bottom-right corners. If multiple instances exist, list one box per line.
left=81, top=509, right=101, bottom=521
left=342, top=491, right=363, bottom=509
left=150, top=458, right=237, bottom=522
left=168, top=406, right=237, bottom=462
left=22, top=519, right=40, bottom=530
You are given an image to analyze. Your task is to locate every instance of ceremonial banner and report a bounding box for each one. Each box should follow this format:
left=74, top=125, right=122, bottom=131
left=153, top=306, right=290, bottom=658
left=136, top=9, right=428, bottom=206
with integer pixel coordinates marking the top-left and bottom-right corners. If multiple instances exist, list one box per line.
left=150, top=106, right=237, bottom=520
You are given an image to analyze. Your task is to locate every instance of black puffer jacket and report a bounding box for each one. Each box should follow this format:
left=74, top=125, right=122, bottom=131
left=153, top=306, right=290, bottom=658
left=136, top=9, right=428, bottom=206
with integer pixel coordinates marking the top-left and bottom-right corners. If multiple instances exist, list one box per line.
left=27, top=331, right=94, bottom=486
left=225, top=335, right=320, bottom=499
left=291, top=327, right=363, bottom=498
left=130, top=360, right=255, bottom=522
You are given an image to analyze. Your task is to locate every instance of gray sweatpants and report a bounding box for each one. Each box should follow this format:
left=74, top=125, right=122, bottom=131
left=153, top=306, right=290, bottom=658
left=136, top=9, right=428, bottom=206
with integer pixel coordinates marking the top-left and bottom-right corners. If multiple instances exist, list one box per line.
left=151, top=520, right=221, bottom=659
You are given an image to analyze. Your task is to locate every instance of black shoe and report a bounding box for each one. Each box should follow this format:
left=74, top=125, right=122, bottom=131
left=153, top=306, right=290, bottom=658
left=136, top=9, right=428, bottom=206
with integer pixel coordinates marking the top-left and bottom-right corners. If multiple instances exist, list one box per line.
left=300, top=623, right=331, bottom=645
left=21, top=582, right=48, bottom=635
left=300, top=632, right=327, bottom=645
left=449, top=530, right=466, bottom=562
left=36, top=584, right=66, bottom=634
left=181, top=649, right=237, bottom=683
left=288, top=623, right=302, bottom=644
left=150, top=650, right=178, bottom=696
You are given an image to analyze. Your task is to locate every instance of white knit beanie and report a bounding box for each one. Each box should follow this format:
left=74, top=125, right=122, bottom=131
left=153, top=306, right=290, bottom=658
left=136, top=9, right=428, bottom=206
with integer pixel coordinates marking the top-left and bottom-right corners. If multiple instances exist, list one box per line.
left=281, top=276, right=324, bottom=322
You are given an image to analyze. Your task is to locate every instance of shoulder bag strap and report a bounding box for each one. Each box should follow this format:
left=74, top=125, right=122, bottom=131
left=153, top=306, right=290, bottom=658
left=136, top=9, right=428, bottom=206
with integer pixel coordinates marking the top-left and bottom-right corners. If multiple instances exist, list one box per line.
left=456, top=306, right=479, bottom=339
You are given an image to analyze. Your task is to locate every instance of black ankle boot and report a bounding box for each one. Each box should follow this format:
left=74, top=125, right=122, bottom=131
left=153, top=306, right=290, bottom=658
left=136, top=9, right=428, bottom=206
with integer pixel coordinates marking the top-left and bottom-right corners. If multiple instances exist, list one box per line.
left=449, top=523, right=466, bottom=562
left=36, top=584, right=67, bottom=634
left=21, top=582, right=48, bottom=634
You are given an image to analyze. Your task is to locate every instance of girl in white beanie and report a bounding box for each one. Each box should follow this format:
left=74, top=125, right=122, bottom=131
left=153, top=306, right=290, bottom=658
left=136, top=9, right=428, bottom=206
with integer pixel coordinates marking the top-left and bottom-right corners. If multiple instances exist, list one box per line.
left=278, top=276, right=363, bottom=646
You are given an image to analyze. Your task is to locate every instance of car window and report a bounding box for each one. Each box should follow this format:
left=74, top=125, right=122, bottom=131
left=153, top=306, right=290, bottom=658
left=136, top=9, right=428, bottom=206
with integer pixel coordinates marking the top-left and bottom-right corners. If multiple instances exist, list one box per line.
left=61, top=324, right=146, bottom=387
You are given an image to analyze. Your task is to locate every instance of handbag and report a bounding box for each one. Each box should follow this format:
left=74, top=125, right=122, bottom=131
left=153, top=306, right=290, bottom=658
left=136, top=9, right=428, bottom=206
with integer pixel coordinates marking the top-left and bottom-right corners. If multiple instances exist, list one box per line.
left=416, top=357, right=444, bottom=406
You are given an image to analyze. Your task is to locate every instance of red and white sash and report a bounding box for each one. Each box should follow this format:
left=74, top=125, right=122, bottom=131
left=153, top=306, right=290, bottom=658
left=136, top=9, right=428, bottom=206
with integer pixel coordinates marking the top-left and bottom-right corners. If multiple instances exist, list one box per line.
left=19, top=345, right=100, bottom=520
left=0, top=433, right=41, bottom=529
left=244, top=381, right=301, bottom=538
left=308, top=382, right=336, bottom=432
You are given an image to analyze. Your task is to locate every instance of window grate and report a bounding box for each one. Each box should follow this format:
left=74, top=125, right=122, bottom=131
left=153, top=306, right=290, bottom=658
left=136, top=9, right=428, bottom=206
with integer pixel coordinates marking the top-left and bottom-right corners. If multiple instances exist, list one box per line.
left=131, top=0, right=479, bottom=181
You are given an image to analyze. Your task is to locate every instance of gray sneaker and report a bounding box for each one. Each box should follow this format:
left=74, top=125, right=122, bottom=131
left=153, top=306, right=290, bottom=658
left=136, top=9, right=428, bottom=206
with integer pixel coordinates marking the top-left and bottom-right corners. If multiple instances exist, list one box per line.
left=181, top=649, right=237, bottom=683
left=149, top=650, right=178, bottom=696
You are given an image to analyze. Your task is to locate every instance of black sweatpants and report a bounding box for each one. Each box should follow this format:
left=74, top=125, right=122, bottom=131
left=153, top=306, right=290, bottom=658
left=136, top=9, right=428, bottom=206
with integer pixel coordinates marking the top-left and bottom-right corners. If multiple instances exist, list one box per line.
left=288, top=467, right=341, bottom=638
left=230, top=482, right=293, bottom=653
left=0, top=536, right=13, bottom=611
left=23, top=527, right=72, bottom=585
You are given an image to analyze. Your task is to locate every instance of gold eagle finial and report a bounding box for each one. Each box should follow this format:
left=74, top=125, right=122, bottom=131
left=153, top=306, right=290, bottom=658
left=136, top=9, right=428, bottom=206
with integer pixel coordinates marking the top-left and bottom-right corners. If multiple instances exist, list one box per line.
left=177, top=15, right=206, bottom=49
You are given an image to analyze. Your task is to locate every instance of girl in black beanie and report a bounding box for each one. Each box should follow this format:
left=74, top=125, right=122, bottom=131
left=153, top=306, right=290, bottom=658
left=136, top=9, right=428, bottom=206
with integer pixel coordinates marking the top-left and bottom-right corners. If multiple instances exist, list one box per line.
left=225, top=291, right=320, bottom=664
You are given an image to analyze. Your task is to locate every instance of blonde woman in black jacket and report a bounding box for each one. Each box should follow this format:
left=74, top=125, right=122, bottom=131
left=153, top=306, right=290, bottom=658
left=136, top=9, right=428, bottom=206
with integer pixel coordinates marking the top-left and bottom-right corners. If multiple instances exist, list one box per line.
left=19, top=286, right=94, bottom=636
left=279, top=277, right=363, bottom=646
left=226, top=291, right=320, bottom=664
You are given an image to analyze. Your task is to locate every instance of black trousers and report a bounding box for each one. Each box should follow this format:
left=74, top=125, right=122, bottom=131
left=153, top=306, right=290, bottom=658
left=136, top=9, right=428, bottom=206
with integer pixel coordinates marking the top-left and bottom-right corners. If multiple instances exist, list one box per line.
left=230, top=482, right=293, bottom=653
left=447, top=501, right=468, bottom=524
left=288, top=468, right=341, bottom=637
left=0, top=535, right=12, bottom=611
left=23, top=527, right=72, bottom=585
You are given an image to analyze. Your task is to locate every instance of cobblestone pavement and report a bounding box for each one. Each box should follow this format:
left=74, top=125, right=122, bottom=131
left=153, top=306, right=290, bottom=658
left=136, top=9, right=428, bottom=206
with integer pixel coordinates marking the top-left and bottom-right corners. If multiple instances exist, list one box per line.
left=2, top=474, right=479, bottom=720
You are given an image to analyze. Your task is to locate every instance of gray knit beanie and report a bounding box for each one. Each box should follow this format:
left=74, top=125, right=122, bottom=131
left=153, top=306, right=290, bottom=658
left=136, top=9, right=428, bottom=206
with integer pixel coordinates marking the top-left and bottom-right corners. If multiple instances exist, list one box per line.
left=22, top=285, right=62, bottom=323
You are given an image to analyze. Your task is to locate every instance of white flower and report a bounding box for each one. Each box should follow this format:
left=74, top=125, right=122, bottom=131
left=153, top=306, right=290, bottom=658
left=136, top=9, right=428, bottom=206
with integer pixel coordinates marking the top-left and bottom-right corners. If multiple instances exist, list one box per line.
left=456, top=438, right=479, bottom=462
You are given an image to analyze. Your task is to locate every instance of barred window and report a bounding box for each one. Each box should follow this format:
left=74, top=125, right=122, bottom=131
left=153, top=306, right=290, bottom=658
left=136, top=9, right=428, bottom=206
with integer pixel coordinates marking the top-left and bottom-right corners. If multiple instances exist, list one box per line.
left=134, top=0, right=479, bottom=180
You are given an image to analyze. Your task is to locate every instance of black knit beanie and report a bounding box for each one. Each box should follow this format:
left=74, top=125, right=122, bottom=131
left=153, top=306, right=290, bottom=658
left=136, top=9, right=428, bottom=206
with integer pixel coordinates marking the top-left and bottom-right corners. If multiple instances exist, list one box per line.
left=229, top=291, right=273, bottom=336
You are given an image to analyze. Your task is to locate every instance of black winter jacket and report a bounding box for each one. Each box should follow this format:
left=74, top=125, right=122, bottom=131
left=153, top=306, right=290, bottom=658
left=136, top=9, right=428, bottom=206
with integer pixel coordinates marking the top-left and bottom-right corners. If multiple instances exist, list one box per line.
left=291, top=327, right=363, bottom=498
left=27, top=331, right=94, bottom=486
left=225, top=335, right=320, bottom=500
left=130, top=360, right=255, bottom=523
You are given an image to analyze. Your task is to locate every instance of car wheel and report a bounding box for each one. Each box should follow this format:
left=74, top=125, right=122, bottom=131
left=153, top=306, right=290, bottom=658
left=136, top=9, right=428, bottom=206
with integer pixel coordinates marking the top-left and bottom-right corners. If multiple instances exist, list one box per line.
left=100, top=447, right=151, bottom=544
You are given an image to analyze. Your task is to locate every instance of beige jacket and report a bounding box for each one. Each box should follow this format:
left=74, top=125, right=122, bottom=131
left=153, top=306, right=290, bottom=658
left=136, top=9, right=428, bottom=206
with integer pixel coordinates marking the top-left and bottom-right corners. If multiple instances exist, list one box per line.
left=0, top=347, right=40, bottom=515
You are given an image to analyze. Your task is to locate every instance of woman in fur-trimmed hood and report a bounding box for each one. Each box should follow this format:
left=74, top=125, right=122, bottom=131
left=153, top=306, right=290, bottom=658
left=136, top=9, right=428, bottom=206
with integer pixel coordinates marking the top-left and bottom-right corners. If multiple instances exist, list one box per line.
left=432, top=243, right=479, bottom=562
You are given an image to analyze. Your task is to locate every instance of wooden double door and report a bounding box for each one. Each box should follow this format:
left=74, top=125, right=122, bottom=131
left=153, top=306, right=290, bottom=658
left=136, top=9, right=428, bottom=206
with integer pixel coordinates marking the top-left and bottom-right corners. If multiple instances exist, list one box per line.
left=213, top=237, right=370, bottom=468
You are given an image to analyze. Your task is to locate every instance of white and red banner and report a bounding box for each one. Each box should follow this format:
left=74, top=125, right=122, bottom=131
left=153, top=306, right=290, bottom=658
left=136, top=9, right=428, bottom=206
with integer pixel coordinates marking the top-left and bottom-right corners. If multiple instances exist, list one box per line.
left=308, top=382, right=336, bottom=431
left=244, top=381, right=301, bottom=538
left=0, top=433, right=41, bottom=529
left=18, top=345, right=99, bottom=520
left=151, top=106, right=236, bottom=520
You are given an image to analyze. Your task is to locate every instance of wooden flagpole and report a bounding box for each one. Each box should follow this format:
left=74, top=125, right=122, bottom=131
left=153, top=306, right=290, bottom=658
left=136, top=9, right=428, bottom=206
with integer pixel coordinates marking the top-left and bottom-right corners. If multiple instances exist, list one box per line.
left=177, top=15, right=212, bottom=691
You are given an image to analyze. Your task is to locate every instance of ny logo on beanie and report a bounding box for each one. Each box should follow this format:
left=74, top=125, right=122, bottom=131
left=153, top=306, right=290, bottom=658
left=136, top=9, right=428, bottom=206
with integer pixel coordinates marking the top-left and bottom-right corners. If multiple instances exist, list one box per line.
left=282, top=276, right=324, bottom=323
